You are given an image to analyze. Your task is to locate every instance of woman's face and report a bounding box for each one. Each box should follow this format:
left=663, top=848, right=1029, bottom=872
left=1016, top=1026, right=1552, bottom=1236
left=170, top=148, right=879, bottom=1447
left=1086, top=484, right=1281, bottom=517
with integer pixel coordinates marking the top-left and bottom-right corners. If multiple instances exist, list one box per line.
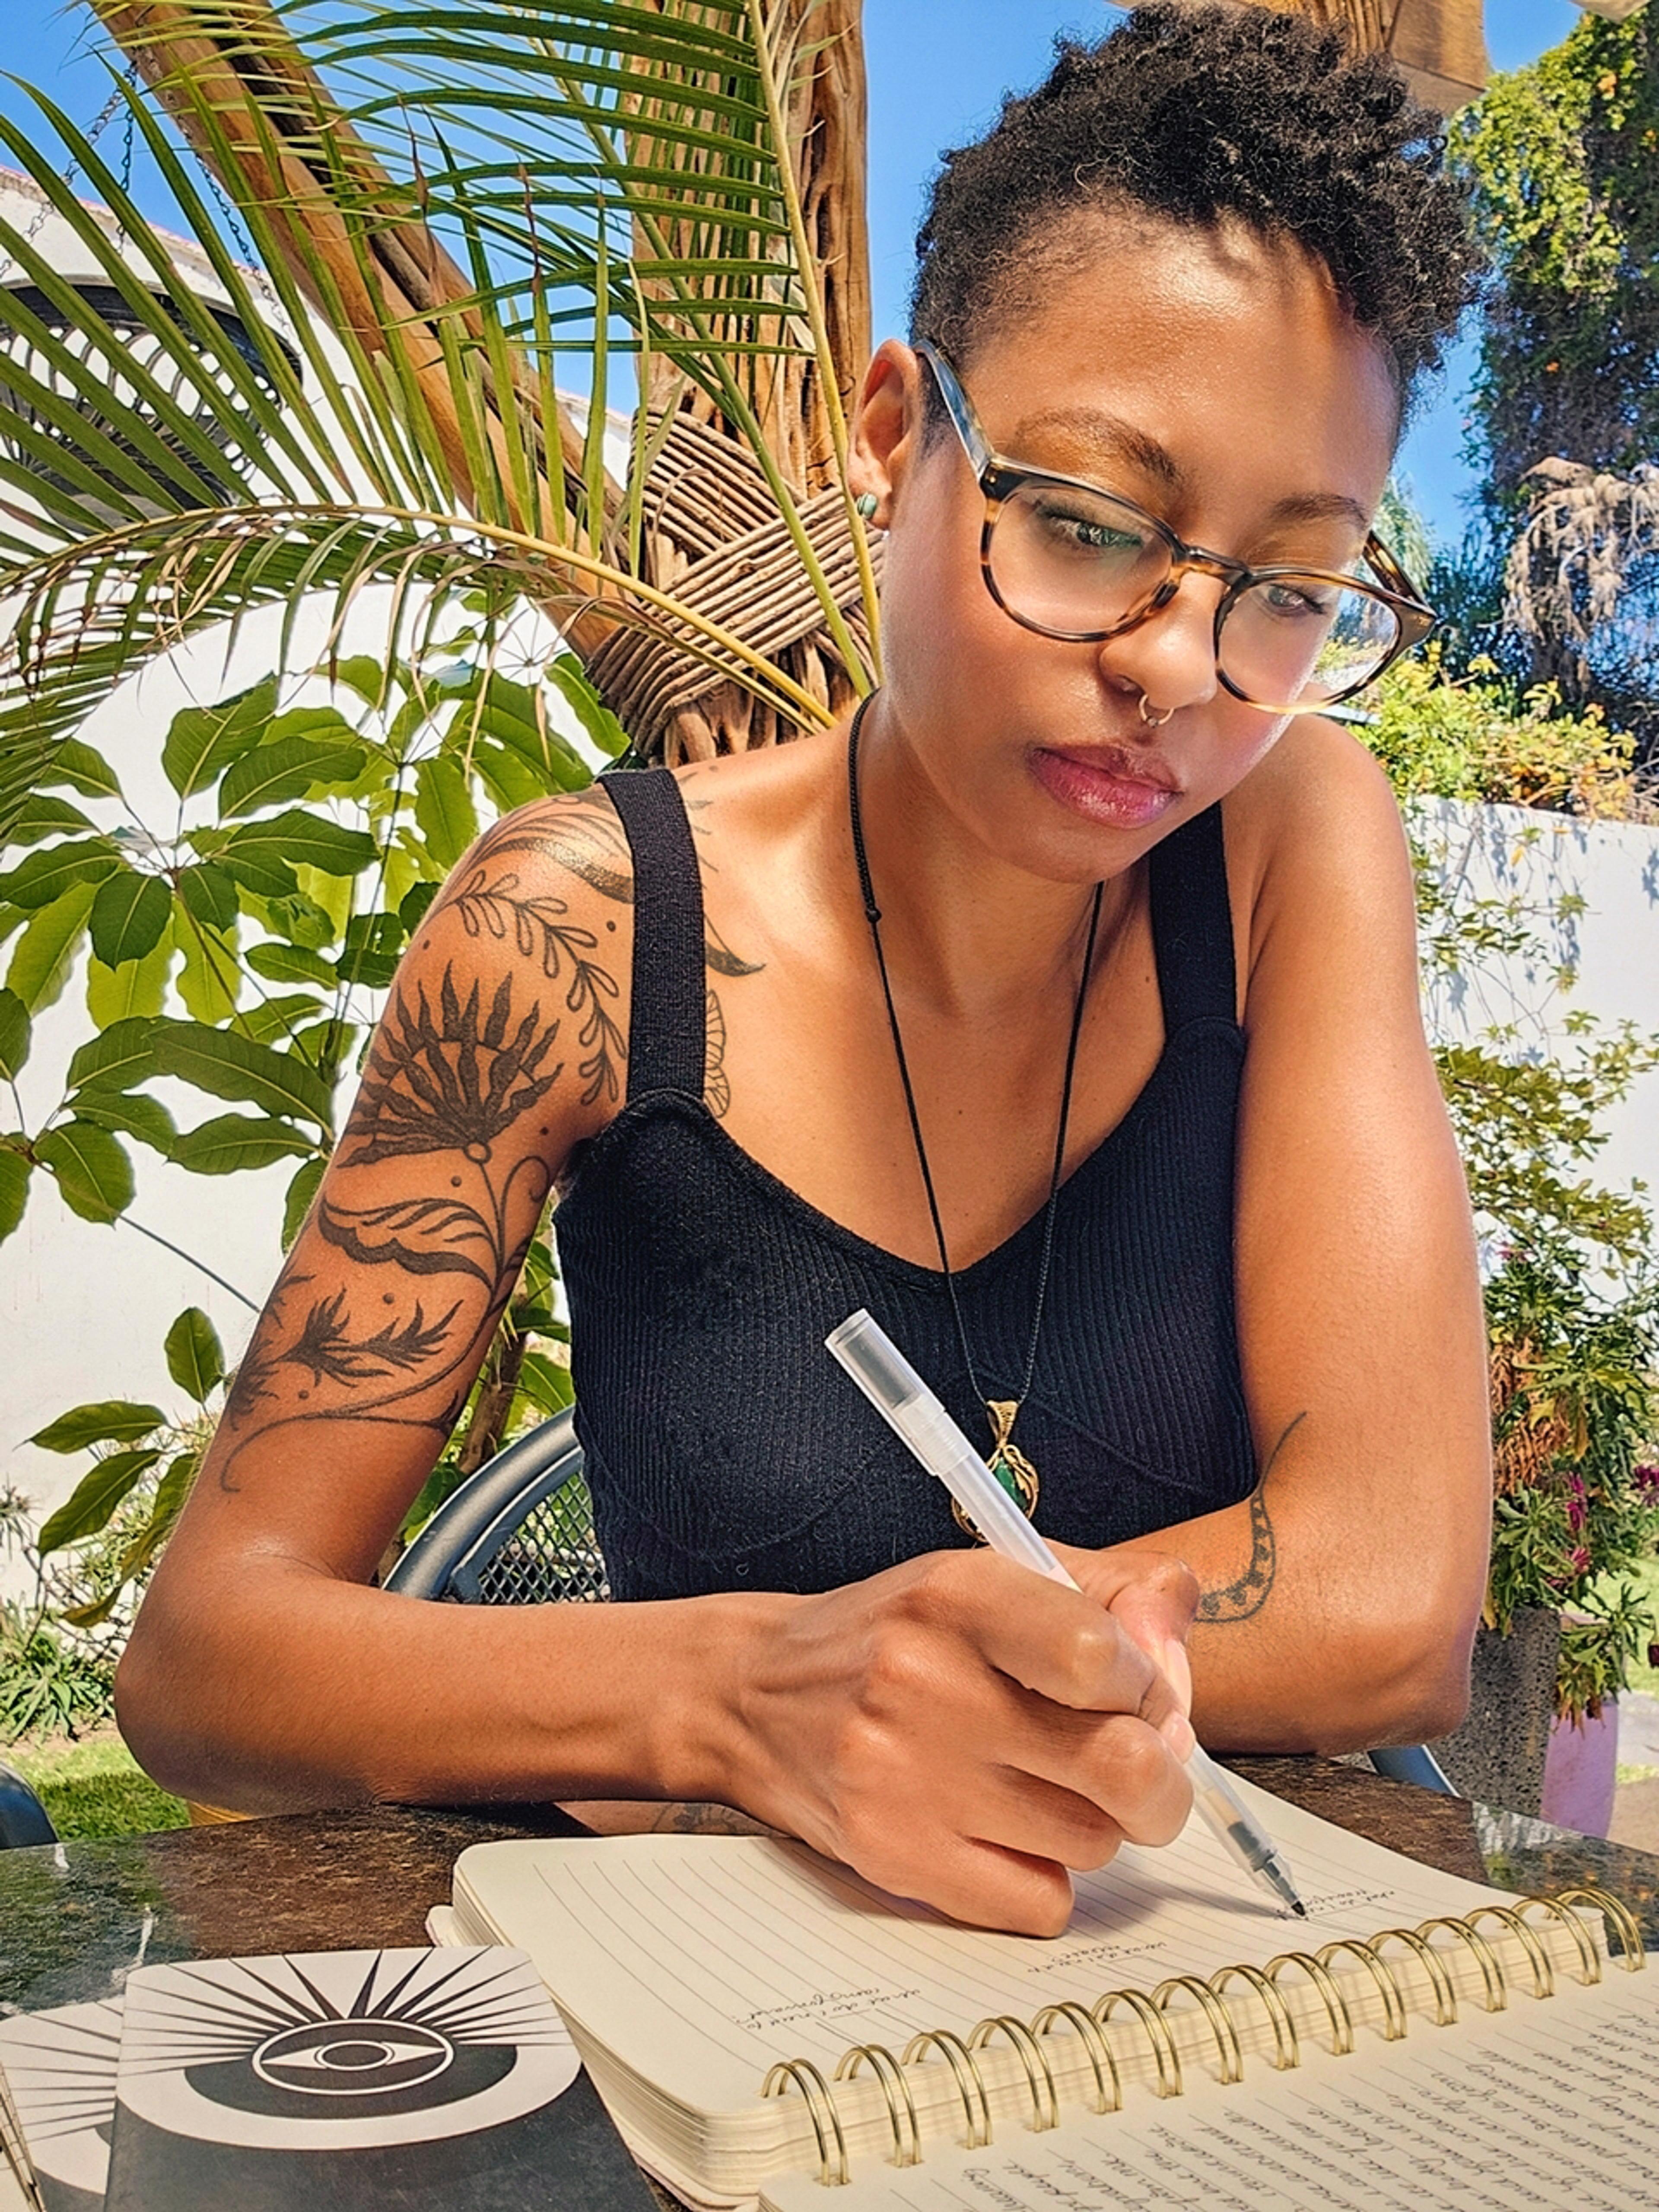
left=855, top=210, right=1402, bottom=881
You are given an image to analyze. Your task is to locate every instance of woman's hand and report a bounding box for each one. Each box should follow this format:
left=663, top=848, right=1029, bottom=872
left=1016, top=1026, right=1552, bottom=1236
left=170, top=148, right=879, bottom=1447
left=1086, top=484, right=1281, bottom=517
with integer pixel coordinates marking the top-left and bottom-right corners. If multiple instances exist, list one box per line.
left=713, top=1545, right=1197, bottom=1936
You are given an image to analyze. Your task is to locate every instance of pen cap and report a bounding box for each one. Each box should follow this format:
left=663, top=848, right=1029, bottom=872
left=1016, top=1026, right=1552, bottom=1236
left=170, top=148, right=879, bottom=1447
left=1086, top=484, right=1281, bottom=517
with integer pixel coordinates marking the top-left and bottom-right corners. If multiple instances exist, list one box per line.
left=825, top=1310, right=1076, bottom=1586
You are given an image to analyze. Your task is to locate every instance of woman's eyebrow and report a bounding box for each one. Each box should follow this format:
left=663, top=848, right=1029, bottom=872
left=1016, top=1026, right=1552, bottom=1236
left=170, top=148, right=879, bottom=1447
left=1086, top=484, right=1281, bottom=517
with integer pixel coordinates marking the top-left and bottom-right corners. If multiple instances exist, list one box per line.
left=1005, top=407, right=1186, bottom=496
left=1002, top=410, right=1371, bottom=539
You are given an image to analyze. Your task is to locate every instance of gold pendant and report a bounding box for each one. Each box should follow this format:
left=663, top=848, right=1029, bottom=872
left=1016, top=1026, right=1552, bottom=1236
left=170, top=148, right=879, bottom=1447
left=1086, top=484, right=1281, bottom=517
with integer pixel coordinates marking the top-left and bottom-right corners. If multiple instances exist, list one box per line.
left=951, top=1399, right=1040, bottom=1541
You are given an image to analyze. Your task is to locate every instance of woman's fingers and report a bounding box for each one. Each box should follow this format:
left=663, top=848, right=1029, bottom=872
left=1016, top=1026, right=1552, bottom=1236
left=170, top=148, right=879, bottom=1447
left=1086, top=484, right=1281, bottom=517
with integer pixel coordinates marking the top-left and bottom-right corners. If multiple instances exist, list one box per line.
left=1062, top=1542, right=1200, bottom=1717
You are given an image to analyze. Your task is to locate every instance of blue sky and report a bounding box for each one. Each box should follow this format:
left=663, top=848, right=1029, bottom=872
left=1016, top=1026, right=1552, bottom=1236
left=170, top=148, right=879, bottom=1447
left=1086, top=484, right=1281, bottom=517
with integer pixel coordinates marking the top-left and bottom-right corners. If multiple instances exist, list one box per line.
left=3, top=0, right=1593, bottom=546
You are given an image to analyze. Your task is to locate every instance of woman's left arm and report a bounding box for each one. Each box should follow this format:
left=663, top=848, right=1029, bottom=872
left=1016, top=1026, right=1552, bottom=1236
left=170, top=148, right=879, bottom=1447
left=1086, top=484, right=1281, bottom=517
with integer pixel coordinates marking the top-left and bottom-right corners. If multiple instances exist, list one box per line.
left=1116, top=720, right=1491, bottom=1755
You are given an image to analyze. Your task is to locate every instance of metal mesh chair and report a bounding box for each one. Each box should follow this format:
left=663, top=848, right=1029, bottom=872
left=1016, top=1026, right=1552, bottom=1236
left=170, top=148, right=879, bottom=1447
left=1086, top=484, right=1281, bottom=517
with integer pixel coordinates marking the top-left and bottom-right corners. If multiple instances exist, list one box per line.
left=385, top=1409, right=609, bottom=1606
left=0, top=1761, right=57, bottom=1849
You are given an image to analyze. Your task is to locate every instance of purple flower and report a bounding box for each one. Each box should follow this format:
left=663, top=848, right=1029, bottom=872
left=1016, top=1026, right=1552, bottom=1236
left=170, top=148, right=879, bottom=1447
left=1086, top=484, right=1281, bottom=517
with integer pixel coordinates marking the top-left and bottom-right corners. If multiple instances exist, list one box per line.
left=1633, top=1463, right=1659, bottom=1503
left=1565, top=1472, right=1588, bottom=1533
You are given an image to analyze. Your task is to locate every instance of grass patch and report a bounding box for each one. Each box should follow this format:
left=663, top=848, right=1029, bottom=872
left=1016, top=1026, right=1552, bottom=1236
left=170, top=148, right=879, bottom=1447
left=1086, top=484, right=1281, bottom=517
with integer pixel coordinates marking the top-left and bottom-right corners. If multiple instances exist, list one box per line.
left=7, top=1732, right=189, bottom=1840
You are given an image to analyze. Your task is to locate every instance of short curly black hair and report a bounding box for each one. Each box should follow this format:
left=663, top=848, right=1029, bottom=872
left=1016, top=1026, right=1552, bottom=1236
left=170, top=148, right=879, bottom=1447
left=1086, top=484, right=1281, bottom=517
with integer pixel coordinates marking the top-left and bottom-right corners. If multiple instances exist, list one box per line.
left=911, top=1, right=1481, bottom=426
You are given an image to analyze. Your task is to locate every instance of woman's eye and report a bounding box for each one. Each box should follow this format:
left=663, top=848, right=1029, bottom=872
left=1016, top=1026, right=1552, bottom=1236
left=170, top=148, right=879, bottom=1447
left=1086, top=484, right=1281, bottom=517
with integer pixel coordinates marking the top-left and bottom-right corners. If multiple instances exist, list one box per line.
left=1261, top=582, right=1335, bottom=618
left=1034, top=502, right=1145, bottom=555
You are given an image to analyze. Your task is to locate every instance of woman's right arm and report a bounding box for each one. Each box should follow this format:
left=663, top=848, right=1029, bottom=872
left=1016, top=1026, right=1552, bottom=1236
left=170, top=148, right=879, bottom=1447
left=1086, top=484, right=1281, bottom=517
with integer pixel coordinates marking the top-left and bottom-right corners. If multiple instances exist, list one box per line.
left=116, top=790, right=1194, bottom=1935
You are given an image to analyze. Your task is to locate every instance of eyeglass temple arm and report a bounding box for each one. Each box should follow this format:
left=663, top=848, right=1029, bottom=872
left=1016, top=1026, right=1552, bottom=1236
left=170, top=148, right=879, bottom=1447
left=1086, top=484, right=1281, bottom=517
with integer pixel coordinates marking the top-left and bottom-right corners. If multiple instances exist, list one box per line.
left=914, top=340, right=993, bottom=476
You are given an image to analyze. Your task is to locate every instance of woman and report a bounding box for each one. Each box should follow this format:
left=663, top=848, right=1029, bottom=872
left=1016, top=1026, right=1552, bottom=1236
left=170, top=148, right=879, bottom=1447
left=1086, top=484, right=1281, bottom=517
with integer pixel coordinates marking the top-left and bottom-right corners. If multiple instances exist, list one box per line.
left=118, top=3, right=1493, bottom=1936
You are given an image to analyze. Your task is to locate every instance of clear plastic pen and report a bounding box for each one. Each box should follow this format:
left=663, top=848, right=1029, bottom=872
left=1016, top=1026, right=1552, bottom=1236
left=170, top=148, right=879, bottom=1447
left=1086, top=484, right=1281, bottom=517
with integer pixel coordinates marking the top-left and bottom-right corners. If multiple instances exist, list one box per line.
left=826, top=1307, right=1307, bottom=1918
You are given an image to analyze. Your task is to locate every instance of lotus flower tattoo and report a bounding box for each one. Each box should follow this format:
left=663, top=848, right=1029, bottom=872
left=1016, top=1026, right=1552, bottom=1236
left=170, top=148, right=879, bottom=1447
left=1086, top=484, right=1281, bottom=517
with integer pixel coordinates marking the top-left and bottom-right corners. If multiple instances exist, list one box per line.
left=342, top=966, right=562, bottom=1168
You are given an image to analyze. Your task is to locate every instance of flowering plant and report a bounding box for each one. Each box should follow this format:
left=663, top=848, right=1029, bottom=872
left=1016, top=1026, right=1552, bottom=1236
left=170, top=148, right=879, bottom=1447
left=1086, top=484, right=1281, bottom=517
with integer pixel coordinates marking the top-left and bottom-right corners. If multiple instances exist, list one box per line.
left=1484, top=1245, right=1659, bottom=1719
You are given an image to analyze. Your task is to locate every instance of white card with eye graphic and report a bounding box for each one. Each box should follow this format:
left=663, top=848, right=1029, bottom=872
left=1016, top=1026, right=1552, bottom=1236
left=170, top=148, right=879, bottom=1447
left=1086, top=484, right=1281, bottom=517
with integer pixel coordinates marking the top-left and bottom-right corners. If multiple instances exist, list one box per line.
left=105, top=1948, right=656, bottom=2211
left=0, top=1997, right=123, bottom=2212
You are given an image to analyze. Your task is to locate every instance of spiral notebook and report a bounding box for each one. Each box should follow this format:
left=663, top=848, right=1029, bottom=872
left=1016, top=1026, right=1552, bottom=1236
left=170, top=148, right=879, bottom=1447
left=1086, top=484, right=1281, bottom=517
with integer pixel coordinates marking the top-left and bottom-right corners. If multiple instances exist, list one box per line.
left=442, top=1775, right=1656, bottom=2212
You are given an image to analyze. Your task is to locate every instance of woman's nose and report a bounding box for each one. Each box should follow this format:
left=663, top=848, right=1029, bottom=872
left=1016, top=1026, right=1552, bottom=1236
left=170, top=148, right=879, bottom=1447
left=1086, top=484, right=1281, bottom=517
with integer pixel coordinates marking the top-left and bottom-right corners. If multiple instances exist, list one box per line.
left=1095, top=575, right=1225, bottom=717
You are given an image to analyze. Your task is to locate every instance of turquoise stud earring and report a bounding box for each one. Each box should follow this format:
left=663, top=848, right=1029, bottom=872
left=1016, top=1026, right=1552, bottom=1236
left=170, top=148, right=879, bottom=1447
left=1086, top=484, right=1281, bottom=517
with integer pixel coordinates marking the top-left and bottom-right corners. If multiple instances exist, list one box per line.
left=854, top=493, right=878, bottom=521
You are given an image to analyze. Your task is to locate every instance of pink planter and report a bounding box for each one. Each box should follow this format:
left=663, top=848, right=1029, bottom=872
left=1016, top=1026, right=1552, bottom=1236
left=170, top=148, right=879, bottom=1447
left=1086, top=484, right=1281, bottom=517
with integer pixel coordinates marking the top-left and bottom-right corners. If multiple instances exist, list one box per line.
left=1540, top=1700, right=1620, bottom=1836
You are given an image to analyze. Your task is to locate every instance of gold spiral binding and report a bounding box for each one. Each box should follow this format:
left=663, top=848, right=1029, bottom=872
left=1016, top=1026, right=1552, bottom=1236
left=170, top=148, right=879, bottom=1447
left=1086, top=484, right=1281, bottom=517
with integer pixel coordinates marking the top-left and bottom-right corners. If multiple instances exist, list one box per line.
left=1370, top=1926, right=1460, bottom=2025
left=1556, top=1885, right=1646, bottom=1972
left=1316, top=1938, right=1408, bottom=2040
left=968, top=2015, right=1061, bottom=2130
left=1031, top=2000, right=1122, bottom=2112
left=835, top=2044, right=921, bottom=2168
left=764, top=2058, right=850, bottom=2187
left=1152, top=1975, right=1244, bottom=2085
left=900, top=2029, right=992, bottom=2148
left=1093, top=1988, right=1182, bottom=2097
left=1414, top=1916, right=1506, bottom=2012
left=1465, top=1905, right=1554, bottom=1999
left=1210, top=1963, right=1300, bottom=2070
left=1265, top=1948, right=1355, bottom=2056
left=1516, top=1891, right=1602, bottom=1983
left=780, top=1881, right=1644, bottom=2186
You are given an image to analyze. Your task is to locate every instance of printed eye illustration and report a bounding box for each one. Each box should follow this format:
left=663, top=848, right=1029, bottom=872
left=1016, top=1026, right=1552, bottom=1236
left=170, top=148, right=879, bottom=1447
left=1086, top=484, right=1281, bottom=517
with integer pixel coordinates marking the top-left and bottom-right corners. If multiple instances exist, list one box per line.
left=115, top=1948, right=579, bottom=2155
left=253, top=2020, right=454, bottom=2096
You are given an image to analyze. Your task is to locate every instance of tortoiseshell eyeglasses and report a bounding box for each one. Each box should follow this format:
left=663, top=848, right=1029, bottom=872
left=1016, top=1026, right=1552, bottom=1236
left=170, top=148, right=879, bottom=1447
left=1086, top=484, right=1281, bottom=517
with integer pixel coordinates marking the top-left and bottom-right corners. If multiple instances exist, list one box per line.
left=916, top=340, right=1437, bottom=716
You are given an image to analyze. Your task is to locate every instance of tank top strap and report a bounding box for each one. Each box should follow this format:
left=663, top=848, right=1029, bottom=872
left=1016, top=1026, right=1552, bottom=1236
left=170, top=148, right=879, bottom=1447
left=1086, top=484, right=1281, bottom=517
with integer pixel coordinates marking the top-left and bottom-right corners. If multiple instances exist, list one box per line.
left=1147, top=802, right=1238, bottom=1033
left=600, top=768, right=707, bottom=1102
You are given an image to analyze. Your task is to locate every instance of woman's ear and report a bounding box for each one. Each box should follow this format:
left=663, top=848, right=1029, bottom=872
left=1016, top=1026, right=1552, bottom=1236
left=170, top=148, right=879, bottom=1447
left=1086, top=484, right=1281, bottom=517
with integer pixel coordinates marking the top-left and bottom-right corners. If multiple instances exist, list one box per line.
left=848, top=339, right=927, bottom=531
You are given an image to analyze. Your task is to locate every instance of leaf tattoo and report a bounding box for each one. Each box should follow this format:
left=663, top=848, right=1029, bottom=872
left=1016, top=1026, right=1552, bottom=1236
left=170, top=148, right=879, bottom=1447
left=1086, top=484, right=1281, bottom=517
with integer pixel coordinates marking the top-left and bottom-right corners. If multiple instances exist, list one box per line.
left=283, top=1290, right=461, bottom=1386
left=442, top=866, right=624, bottom=1106
left=343, top=965, right=561, bottom=1166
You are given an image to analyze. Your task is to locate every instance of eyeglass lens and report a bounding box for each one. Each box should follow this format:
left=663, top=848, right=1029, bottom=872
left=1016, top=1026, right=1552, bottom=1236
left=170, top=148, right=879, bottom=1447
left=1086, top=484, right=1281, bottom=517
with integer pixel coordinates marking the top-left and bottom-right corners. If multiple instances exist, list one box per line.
left=988, top=477, right=1402, bottom=710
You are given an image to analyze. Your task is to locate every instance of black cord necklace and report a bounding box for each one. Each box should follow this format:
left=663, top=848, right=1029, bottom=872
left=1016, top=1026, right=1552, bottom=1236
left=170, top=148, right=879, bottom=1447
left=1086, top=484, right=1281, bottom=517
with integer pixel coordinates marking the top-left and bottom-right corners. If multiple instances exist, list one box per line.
left=847, top=694, right=1104, bottom=1522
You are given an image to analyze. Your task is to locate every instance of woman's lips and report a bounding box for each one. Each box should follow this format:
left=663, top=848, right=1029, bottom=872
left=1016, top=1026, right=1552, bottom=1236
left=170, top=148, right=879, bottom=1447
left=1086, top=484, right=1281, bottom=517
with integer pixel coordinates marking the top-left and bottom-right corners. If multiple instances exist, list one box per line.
left=1030, top=744, right=1182, bottom=829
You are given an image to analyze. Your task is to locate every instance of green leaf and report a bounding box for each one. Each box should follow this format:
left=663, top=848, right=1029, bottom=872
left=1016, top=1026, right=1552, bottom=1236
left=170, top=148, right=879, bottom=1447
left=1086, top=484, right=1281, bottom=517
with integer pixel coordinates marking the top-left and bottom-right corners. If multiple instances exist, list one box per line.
left=117, top=1446, right=201, bottom=1580
left=44, top=740, right=121, bottom=801
left=328, top=655, right=399, bottom=710
left=6, top=794, right=95, bottom=846
left=0, top=838, right=121, bottom=912
left=150, top=1020, right=336, bottom=1128
left=165, top=1306, right=225, bottom=1401
left=0, top=1148, right=29, bottom=1245
left=219, top=735, right=369, bottom=818
left=281, top=1154, right=326, bottom=1249
left=35, top=1121, right=135, bottom=1223
left=175, top=919, right=243, bottom=1025
left=264, top=890, right=337, bottom=950
left=6, top=881, right=97, bottom=1012
left=89, top=868, right=172, bottom=967
left=71, top=1089, right=177, bottom=1155
left=68, top=1016, right=159, bottom=1093
left=29, top=1399, right=166, bottom=1452
left=399, top=880, right=441, bottom=934
left=37, top=1448, right=164, bottom=1555
left=245, top=939, right=337, bottom=990
left=414, top=755, right=478, bottom=870
left=172, top=1112, right=317, bottom=1175
left=86, top=926, right=173, bottom=1027
left=546, top=655, right=628, bottom=761
left=162, top=676, right=277, bottom=798
left=239, top=995, right=324, bottom=1048
left=177, top=863, right=240, bottom=933
left=336, top=911, right=405, bottom=991
left=0, top=987, right=30, bottom=1081
left=223, top=811, right=377, bottom=882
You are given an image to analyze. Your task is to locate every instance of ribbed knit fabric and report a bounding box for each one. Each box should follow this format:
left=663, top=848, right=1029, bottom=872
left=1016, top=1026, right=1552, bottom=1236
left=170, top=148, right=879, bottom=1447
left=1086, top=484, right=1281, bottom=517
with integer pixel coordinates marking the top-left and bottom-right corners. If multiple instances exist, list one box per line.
left=555, top=771, right=1255, bottom=1601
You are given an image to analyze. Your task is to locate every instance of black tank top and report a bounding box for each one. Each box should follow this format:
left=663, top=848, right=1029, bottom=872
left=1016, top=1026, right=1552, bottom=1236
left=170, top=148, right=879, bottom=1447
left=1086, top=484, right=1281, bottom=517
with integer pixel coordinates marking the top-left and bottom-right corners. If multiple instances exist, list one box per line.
left=555, top=769, right=1257, bottom=1601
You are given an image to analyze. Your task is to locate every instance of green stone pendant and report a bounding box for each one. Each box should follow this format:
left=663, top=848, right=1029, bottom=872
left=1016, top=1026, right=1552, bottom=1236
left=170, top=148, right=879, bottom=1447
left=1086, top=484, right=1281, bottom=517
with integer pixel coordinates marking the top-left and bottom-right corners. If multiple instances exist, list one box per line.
left=952, top=1398, right=1040, bottom=1541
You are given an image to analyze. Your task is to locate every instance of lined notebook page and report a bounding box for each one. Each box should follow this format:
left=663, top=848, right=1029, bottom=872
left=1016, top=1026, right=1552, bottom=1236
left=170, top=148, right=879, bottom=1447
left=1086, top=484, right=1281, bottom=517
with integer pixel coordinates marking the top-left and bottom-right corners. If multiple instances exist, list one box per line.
left=454, top=1776, right=1509, bottom=2117
left=760, top=1966, right=1659, bottom=2212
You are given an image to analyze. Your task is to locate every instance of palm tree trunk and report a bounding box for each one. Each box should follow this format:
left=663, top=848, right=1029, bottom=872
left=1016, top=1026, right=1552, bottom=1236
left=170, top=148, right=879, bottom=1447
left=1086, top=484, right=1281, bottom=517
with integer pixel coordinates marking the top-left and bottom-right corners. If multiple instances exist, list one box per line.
left=1236, top=0, right=1489, bottom=111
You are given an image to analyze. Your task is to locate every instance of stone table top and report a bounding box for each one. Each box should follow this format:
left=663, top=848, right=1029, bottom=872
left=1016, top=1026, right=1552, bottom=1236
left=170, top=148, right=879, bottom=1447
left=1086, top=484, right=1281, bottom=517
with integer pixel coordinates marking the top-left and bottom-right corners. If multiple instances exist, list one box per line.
left=3, top=1758, right=1656, bottom=2021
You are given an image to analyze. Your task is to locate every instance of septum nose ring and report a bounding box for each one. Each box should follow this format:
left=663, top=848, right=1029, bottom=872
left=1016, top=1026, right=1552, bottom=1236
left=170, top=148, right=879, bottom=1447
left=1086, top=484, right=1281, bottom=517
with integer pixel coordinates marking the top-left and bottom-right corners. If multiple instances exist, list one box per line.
left=1138, top=694, right=1175, bottom=728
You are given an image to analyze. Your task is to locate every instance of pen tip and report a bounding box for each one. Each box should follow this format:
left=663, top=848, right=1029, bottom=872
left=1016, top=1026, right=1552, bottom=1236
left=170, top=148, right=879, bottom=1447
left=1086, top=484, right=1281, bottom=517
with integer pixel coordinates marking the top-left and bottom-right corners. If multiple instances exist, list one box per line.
left=1290, top=1900, right=1308, bottom=1918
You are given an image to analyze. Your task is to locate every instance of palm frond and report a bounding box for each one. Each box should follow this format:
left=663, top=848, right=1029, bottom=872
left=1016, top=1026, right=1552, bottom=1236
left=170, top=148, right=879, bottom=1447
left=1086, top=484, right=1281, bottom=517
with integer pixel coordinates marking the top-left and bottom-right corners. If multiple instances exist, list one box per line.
left=3, top=499, right=836, bottom=769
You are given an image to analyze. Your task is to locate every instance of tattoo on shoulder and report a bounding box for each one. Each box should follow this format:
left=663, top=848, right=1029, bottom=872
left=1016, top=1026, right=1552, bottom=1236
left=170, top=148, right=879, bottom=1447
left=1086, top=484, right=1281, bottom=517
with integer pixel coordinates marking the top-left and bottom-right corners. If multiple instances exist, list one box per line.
left=217, top=963, right=558, bottom=1490
left=1196, top=1411, right=1304, bottom=1625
